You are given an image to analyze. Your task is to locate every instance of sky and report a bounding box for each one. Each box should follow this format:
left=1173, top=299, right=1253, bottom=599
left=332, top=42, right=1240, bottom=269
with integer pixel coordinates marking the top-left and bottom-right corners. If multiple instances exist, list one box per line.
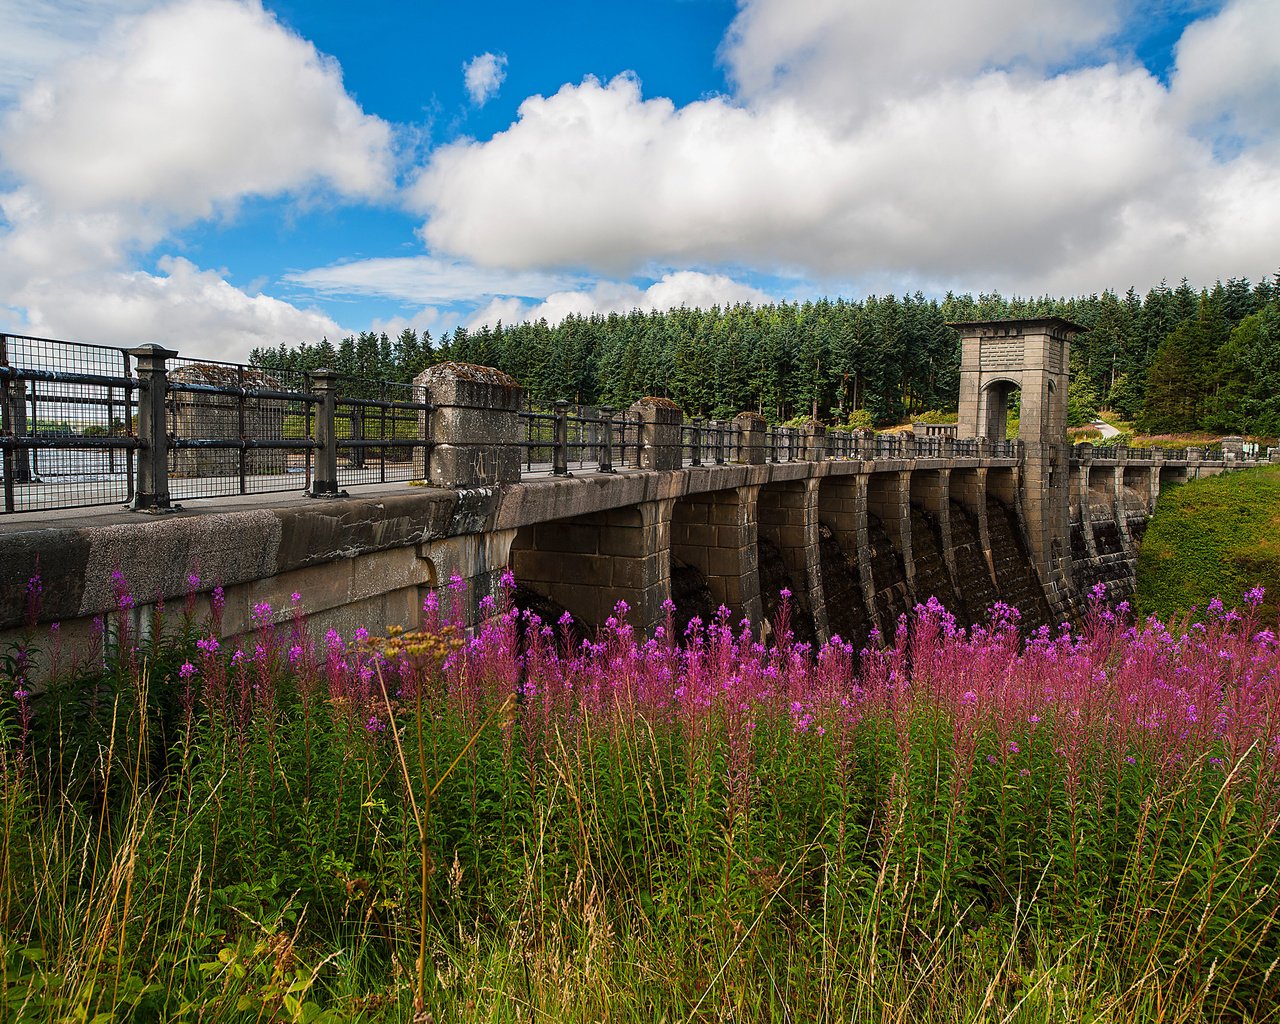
left=0, top=0, right=1277, bottom=362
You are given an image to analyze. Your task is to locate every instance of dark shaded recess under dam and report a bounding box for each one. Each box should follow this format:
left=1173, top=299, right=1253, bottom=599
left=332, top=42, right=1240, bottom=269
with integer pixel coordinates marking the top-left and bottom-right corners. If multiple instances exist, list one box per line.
left=908, top=504, right=962, bottom=616
left=986, top=496, right=1051, bottom=626
left=947, top=500, right=1000, bottom=627
left=670, top=559, right=717, bottom=637
left=510, top=584, right=590, bottom=641
left=757, top=535, right=818, bottom=649
left=819, top=522, right=874, bottom=649
left=866, top=511, right=912, bottom=638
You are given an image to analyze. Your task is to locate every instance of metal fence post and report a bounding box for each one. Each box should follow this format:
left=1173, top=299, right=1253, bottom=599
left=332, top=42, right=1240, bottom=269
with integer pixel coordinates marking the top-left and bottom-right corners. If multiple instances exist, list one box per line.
left=598, top=406, right=615, bottom=473
left=690, top=417, right=702, bottom=467
left=127, top=344, right=177, bottom=512
left=307, top=368, right=347, bottom=498
left=553, top=400, right=571, bottom=476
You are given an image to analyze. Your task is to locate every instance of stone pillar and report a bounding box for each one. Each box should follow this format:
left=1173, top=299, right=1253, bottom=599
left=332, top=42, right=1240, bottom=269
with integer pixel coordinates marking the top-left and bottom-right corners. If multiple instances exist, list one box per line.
left=867, top=470, right=915, bottom=601
left=1075, top=462, right=1099, bottom=561
left=818, top=474, right=878, bottom=629
left=757, top=479, right=829, bottom=642
left=128, top=344, right=177, bottom=512
left=1112, top=465, right=1135, bottom=556
left=1221, top=436, right=1244, bottom=462
left=951, top=467, right=995, bottom=587
left=799, top=422, right=827, bottom=462
left=917, top=467, right=959, bottom=585
left=734, top=412, right=767, bottom=465
left=630, top=396, right=682, bottom=471
left=671, top=486, right=762, bottom=624
left=416, top=362, right=524, bottom=488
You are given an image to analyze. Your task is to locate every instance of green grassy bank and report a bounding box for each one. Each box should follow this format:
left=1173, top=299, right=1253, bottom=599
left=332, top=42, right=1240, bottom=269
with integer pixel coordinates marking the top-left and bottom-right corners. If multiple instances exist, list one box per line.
left=1136, top=464, right=1280, bottom=622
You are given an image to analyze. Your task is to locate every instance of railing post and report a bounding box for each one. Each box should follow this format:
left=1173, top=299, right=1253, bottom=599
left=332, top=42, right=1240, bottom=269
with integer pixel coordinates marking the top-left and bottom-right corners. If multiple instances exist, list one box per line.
left=734, top=412, right=767, bottom=465
left=629, top=396, right=682, bottom=470
left=1, top=335, right=34, bottom=502
left=553, top=400, right=571, bottom=476
left=127, top=344, right=177, bottom=512
left=712, top=419, right=725, bottom=465
left=414, top=362, right=523, bottom=487
left=598, top=406, right=615, bottom=473
left=690, top=417, right=702, bottom=467
left=800, top=421, right=826, bottom=462
left=307, top=368, right=346, bottom=498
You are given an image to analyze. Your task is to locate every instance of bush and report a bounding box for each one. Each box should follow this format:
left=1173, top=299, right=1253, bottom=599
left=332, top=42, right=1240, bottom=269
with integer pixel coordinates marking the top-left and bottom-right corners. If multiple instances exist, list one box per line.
left=3, top=576, right=1279, bottom=1021
left=912, top=409, right=958, bottom=425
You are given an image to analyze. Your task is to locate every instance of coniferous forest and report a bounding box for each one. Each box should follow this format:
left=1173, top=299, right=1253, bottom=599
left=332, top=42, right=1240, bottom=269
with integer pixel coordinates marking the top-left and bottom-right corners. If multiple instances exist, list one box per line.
left=252, top=274, right=1280, bottom=435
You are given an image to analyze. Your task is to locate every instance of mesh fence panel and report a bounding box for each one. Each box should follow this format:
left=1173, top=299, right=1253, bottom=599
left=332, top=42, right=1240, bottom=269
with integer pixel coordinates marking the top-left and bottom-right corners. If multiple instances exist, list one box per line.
left=166, top=357, right=315, bottom=499
left=0, top=334, right=140, bottom=513
left=335, top=379, right=429, bottom=487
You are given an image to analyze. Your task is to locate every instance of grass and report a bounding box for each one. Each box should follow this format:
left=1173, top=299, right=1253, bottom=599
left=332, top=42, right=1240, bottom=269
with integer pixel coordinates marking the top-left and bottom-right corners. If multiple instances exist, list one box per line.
left=1136, top=464, right=1280, bottom=623
left=2, top=578, right=1279, bottom=1022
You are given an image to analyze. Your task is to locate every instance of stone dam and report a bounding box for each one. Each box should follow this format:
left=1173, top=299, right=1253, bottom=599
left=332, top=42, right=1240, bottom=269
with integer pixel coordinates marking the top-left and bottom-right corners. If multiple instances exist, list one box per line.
left=0, top=317, right=1272, bottom=661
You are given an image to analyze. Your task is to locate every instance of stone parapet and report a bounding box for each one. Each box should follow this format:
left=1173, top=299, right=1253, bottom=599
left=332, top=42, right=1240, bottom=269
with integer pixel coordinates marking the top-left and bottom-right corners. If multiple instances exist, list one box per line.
left=734, top=412, right=767, bottom=465
left=629, top=396, right=683, bottom=471
left=416, top=362, right=524, bottom=488
left=798, top=422, right=827, bottom=461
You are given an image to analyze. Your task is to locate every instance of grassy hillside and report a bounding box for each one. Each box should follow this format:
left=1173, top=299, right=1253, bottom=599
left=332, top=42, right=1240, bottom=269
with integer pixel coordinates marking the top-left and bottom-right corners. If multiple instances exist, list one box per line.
left=1136, top=464, right=1280, bottom=622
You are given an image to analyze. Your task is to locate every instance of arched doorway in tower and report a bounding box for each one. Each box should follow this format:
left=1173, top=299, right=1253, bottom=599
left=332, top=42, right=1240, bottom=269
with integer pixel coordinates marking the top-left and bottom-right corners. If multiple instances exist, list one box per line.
left=980, top=378, right=1021, bottom=440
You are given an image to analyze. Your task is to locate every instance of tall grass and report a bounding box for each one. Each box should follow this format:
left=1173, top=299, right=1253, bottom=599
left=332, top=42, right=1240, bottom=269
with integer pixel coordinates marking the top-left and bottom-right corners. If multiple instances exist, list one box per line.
left=2, top=574, right=1278, bottom=1022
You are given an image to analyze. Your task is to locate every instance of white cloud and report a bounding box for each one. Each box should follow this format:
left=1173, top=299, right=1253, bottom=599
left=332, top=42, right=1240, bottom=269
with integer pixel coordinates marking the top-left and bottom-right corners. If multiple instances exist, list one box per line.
left=285, top=255, right=586, bottom=304
left=9, top=256, right=342, bottom=362
left=466, top=270, right=775, bottom=329
left=1171, top=0, right=1280, bottom=150
left=2, top=0, right=394, bottom=220
left=408, top=0, right=1280, bottom=299
left=0, top=0, right=157, bottom=105
left=463, top=52, right=508, bottom=106
left=0, top=0, right=395, bottom=358
left=721, top=0, right=1122, bottom=122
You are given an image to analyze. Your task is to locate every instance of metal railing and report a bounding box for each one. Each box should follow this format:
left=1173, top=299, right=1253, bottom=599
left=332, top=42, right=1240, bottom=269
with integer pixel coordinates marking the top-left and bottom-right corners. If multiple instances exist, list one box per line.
left=166, top=355, right=319, bottom=500
left=516, top=401, right=644, bottom=476
left=11, top=334, right=1248, bottom=517
left=335, top=379, right=432, bottom=488
left=0, top=336, right=438, bottom=513
left=0, top=334, right=142, bottom=513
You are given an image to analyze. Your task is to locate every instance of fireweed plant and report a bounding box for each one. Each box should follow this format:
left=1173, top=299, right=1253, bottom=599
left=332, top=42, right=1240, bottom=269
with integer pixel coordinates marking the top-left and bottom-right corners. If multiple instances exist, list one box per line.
left=1, top=571, right=1278, bottom=1022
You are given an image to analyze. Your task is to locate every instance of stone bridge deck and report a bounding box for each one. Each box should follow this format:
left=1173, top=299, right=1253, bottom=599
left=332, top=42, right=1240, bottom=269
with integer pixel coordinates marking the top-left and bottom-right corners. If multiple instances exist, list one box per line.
left=0, top=438, right=1260, bottom=679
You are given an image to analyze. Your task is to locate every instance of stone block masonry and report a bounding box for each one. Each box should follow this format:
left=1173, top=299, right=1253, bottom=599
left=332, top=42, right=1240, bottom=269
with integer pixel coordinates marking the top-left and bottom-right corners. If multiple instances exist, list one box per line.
left=1, top=330, right=1266, bottom=676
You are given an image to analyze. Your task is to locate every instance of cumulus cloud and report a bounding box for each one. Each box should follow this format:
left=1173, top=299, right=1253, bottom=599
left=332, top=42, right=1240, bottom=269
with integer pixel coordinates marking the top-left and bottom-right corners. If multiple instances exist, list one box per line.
left=0, top=0, right=395, bottom=358
left=466, top=270, right=775, bottom=329
left=0, top=0, right=156, bottom=104
left=2, top=0, right=393, bottom=221
left=285, top=255, right=586, bottom=305
left=463, top=52, right=508, bottom=106
left=1171, top=0, right=1280, bottom=151
left=408, top=0, right=1280, bottom=298
left=11, top=256, right=343, bottom=359
left=721, top=0, right=1121, bottom=122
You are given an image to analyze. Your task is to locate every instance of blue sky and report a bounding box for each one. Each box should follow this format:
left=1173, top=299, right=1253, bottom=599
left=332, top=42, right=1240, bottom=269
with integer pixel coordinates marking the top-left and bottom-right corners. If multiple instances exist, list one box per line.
left=1, top=0, right=1277, bottom=361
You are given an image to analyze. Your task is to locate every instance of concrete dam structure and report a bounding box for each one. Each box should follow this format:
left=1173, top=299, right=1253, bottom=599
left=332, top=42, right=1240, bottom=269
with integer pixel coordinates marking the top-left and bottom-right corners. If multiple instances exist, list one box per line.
left=0, top=318, right=1270, bottom=658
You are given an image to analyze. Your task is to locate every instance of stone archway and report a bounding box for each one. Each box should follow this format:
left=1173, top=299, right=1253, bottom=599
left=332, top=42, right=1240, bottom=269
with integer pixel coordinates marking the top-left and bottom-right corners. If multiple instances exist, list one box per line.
left=951, top=317, right=1084, bottom=611
left=979, top=376, right=1021, bottom=441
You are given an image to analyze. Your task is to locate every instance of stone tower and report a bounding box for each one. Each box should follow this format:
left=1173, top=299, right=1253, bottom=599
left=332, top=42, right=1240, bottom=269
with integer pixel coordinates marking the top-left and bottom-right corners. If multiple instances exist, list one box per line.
left=953, top=316, right=1083, bottom=609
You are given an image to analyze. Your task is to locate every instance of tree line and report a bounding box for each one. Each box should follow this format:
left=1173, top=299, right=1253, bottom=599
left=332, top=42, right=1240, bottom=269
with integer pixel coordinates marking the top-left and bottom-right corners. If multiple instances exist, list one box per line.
left=250, top=274, right=1280, bottom=435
